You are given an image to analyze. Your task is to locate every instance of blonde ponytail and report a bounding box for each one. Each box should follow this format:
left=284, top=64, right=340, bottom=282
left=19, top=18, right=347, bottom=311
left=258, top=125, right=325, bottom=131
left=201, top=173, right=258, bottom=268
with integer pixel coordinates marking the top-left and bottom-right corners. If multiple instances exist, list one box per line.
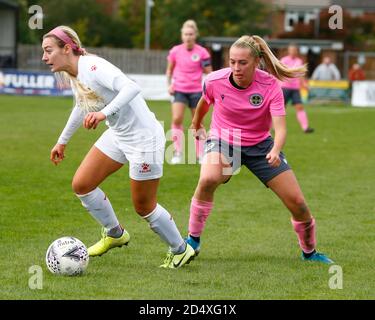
left=70, top=80, right=105, bottom=112
left=231, top=35, right=307, bottom=81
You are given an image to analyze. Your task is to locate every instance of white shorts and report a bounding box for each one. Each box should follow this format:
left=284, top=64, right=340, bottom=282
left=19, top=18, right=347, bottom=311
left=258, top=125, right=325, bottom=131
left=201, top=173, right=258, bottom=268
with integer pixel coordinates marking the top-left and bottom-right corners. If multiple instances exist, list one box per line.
left=94, top=129, right=164, bottom=181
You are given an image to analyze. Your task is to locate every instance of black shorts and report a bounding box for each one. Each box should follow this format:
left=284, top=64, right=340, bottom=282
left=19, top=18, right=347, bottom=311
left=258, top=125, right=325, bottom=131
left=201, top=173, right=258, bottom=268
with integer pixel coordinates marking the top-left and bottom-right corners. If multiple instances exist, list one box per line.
left=204, top=137, right=291, bottom=186
left=282, top=88, right=302, bottom=105
left=172, top=91, right=202, bottom=108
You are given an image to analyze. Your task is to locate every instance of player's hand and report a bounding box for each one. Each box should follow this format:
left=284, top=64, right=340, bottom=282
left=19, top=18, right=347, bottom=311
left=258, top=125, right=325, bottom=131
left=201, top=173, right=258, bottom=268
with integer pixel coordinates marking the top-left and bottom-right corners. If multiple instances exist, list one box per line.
left=301, top=78, right=309, bottom=90
left=168, top=84, right=175, bottom=95
left=266, top=149, right=281, bottom=168
left=50, top=143, right=66, bottom=166
left=83, top=112, right=106, bottom=130
left=190, top=123, right=206, bottom=141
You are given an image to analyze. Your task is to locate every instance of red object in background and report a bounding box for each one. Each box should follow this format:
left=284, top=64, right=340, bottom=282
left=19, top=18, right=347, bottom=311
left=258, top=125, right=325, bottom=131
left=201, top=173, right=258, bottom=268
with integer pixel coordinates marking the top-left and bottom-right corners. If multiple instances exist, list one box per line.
left=349, top=65, right=366, bottom=81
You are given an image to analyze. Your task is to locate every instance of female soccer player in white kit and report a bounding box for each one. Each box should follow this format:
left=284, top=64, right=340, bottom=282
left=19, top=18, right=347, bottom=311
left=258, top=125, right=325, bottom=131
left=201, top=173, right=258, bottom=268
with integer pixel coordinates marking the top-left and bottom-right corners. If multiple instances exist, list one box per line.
left=42, top=25, right=195, bottom=268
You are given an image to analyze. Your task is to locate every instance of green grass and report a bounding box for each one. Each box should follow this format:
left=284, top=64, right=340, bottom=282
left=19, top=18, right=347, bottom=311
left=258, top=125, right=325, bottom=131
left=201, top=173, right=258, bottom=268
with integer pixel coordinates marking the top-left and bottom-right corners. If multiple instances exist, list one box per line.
left=0, top=95, right=374, bottom=300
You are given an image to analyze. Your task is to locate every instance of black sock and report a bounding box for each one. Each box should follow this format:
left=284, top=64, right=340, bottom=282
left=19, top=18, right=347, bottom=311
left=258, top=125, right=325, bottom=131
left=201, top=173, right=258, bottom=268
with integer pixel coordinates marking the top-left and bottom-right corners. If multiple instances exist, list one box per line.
left=190, top=235, right=200, bottom=243
left=302, top=249, right=316, bottom=258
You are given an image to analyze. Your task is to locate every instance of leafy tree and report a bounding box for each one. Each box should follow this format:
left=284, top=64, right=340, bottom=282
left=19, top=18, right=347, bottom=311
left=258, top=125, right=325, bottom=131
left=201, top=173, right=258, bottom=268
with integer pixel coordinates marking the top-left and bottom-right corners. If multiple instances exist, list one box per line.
left=120, top=0, right=271, bottom=49
left=17, top=0, right=41, bottom=44
left=17, top=0, right=131, bottom=47
left=119, top=0, right=145, bottom=48
left=17, top=0, right=271, bottom=49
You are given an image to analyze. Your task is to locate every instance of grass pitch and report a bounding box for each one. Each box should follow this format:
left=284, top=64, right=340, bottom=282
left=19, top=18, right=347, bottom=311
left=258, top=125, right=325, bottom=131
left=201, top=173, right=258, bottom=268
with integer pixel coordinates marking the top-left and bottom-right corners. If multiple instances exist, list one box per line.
left=0, top=95, right=374, bottom=300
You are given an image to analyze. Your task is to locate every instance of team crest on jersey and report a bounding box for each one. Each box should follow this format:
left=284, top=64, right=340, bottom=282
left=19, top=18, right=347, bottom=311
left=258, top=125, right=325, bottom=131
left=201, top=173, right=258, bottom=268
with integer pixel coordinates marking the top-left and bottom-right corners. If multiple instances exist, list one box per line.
left=90, top=65, right=97, bottom=71
left=191, top=54, right=200, bottom=62
left=249, top=93, right=263, bottom=107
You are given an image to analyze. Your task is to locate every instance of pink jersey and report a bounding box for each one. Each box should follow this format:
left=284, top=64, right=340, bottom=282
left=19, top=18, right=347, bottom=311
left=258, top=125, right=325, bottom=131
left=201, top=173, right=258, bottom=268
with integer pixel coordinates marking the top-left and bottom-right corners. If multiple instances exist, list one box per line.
left=168, top=43, right=211, bottom=93
left=280, top=55, right=303, bottom=90
left=203, top=68, right=285, bottom=146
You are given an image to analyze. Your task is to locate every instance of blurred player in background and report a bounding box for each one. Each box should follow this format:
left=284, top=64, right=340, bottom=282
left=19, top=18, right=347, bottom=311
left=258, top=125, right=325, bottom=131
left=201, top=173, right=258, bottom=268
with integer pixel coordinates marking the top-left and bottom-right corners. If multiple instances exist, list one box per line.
left=166, top=20, right=212, bottom=164
left=185, top=35, right=334, bottom=264
left=280, top=45, right=314, bottom=133
left=42, top=25, right=195, bottom=269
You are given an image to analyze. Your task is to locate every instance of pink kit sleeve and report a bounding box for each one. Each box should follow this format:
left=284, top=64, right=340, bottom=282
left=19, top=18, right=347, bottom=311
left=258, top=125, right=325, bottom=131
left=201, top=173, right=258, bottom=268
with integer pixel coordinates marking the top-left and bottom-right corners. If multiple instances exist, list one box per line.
left=167, top=47, right=176, bottom=63
left=269, top=84, right=286, bottom=116
left=202, top=79, right=214, bottom=105
left=202, top=47, right=211, bottom=60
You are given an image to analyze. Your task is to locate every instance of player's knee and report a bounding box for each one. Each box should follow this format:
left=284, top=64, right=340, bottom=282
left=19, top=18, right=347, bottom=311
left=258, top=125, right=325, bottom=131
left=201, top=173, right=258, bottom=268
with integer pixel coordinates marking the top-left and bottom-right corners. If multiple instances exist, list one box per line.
left=198, top=175, right=221, bottom=192
left=292, top=196, right=309, bottom=213
left=172, top=117, right=183, bottom=126
left=72, top=178, right=91, bottom=195
left=295, top=104, right=304, bottom=111
left=133, top=199, right=156, bottom=216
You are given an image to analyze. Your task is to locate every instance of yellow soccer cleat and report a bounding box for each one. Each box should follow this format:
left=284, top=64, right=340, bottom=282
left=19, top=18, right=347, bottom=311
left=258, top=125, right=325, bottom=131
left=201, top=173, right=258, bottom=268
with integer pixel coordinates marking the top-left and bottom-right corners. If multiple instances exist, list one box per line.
left=159, top=243, right=195, bottom=269
left=88, top=228, right=130, bottom=257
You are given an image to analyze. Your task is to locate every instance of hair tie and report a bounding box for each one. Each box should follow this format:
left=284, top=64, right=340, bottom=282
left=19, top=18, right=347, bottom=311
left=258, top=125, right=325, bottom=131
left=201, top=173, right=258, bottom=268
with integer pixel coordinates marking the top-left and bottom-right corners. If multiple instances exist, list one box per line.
left=247, top=42, right=261, bottom=57
left=78, top=47, right=87, bottom=55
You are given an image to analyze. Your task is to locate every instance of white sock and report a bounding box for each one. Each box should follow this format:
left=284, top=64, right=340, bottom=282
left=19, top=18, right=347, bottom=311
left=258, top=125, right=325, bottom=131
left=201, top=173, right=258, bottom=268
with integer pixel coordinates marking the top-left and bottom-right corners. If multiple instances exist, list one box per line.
left=77, top=188, right=120, bottom=231
left=144, top=204, right=186, bottom=254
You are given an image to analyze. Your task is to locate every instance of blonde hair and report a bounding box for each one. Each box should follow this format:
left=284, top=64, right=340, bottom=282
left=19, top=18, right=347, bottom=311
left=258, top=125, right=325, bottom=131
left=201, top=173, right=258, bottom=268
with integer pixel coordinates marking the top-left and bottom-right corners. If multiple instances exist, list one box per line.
left=231, top=35, right=307, bottom=81
left=181, top=19, right=199, bottom=37
left=43, top=25, right=104, bottom=112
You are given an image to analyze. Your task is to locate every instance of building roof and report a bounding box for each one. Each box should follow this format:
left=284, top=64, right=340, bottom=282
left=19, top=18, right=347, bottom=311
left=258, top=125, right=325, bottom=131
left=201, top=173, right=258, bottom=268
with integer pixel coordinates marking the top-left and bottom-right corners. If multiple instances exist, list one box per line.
left=273, top=0, right=330, bottom=6
left=334, top=0, right=375, bottom=10
left=0, top=0, right=19, bottom=9
left=270, top=0, right=330, bottom=9
left=269, top=0, right=375, bottom=11
left=201, top=37, right=344, bottom=50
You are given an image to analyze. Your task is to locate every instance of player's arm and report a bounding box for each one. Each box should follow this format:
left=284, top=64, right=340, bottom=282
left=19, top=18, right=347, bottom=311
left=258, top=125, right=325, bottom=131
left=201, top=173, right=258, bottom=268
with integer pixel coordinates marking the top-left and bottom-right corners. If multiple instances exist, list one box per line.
left=202, top=58, right=212, bottom=75
left=166, top=61, right=175, bottom=95
left=298, top=60, right=308, bottom=89
left=85, top=75, right=141, bottom=130
left=190, top=97, right=210, bottom=140
left=203, top=65, right=212, bottom=74
left=51, top=105, right=84, bottom=165
left=201, top=53, right=212, bottom=75
left=192, top=97, right=210, bottom=128
left=300, top=77, right=308, bottom=90
left=266, top=115, right=287, bottom=168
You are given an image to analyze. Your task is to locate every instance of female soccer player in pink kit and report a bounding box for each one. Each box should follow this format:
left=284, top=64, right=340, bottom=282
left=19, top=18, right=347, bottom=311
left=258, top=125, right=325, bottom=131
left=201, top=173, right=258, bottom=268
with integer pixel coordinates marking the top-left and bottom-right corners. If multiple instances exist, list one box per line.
left=166, top=20, right=212, bottom=164
left=280, top=45, right=314, bottom=133
left=42, top=25, right=195, bottom=268
left=185, top=35, right=333, bottom=264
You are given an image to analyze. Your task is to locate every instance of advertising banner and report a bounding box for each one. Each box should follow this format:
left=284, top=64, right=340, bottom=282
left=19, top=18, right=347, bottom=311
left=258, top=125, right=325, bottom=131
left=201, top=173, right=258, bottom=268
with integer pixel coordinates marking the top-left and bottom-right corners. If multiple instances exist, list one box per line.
left=0, top=69, right=72, bottom=96
left=308, top=80, right=349, bottom=103
left=351, top=81, right=375, bottom=107
left=0, top=70, right=170, bottom=100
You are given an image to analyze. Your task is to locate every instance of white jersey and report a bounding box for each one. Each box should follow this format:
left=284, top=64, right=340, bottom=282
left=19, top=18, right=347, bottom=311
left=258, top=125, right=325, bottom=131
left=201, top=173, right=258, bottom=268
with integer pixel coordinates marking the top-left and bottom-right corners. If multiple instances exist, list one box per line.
left=58, top=55, right=165, bottom=160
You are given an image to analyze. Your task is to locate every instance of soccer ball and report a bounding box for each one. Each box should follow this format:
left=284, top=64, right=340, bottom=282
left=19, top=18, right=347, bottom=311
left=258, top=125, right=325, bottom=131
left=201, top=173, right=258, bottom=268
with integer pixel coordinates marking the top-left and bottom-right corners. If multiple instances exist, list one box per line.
left=46, top=236, right=89, bottom=276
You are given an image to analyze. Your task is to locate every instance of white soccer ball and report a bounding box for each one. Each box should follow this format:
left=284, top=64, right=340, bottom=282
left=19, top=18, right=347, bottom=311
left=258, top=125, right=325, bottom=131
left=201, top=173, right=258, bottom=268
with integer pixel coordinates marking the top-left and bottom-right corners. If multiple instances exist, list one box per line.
left=46, top=236, right=89, bottom=276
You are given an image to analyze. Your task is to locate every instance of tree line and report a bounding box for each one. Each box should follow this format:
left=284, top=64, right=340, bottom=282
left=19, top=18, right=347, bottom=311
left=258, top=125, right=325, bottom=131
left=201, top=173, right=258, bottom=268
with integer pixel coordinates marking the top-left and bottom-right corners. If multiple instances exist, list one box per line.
left=17, top=0, right=374, bottom=51
left=18, top=0, right=270, bottom=49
